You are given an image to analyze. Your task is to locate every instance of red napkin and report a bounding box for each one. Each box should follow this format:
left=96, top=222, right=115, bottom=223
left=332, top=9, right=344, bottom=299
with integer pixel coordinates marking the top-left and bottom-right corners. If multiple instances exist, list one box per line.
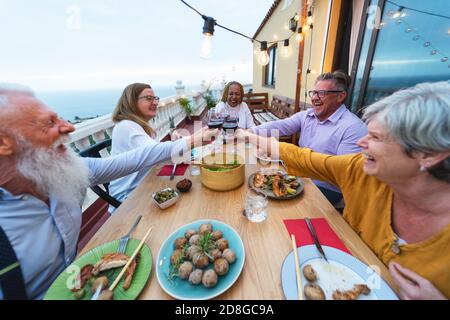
left=157, top=164, right=189, bottom=176
left=283, top=218, right=351, bottom=254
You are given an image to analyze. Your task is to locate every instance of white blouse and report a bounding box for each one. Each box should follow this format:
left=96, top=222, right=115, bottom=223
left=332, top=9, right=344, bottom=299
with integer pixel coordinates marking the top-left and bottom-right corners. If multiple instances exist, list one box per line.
left=214, top=101, right=255, bottom=129
left=109, top=120, right=187, bottom=212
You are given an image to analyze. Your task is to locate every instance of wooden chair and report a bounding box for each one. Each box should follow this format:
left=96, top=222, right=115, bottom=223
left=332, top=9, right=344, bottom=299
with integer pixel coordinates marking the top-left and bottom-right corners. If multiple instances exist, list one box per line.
left=243, top=92, right=269, bottom=114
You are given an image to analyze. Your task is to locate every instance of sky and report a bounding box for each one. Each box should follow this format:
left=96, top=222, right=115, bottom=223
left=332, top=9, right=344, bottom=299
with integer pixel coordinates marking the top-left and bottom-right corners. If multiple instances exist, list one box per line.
left=0, top=0, right=276, bottom=91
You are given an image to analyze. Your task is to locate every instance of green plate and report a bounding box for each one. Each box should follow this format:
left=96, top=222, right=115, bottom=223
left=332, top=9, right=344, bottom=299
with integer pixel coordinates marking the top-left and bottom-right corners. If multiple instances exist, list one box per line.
left=44, top=239, right=152, bottom=300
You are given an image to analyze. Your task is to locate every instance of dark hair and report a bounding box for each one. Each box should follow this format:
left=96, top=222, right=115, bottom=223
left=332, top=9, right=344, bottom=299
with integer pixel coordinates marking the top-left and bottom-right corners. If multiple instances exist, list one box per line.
left=221, top=81, right=244, bottom=104
left=112, top=83, right=155, bottom=137
left=315, top=70, right=351, bottom=93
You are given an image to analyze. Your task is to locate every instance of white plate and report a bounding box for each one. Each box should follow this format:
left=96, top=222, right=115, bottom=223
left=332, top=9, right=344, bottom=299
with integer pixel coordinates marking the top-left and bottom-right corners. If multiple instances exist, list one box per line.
left=281, top=245, right=398, bottom=300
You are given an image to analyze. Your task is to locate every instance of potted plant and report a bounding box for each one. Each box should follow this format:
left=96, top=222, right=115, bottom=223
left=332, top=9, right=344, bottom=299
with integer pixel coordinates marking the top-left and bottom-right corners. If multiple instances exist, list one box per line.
left=203, top=91, right=217, bottom=110
left=179, top=97, right=193, bottom=121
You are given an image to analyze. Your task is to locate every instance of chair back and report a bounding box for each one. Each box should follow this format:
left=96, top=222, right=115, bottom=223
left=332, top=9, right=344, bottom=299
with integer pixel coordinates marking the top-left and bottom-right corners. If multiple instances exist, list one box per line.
left=79, top=139, right=122, bottom=208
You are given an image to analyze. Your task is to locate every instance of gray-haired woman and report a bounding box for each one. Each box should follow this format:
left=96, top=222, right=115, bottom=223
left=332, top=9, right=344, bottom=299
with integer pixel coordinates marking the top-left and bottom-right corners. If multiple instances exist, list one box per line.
left=238, top=81, right=450, bottom=299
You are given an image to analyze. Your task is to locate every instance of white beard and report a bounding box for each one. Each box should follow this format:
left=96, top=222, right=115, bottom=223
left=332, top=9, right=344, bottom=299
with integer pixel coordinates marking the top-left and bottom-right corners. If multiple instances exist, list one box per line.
left=16, top=138, right=90, bottom=206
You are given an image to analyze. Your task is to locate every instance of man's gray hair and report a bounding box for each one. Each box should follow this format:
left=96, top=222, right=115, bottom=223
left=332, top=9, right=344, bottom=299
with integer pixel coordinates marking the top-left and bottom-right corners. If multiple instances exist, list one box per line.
left=363, top=81, right=450, bottom=182
left=0, top=83, right=35, bottom=133
left=0, top=83, right=34, bottom=107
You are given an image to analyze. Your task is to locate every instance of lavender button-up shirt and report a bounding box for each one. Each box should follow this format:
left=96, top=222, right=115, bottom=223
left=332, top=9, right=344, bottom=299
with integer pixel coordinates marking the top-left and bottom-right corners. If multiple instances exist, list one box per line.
left=253, top=105, right=368, bottom=193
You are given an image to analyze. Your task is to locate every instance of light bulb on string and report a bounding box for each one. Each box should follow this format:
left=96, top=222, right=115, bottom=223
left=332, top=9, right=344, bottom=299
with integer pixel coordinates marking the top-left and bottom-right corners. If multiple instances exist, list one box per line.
left=430, top=50, right=437, bottom=55
left=200, top=16, right=215, bottom=59
left=280, top=39, right=292, bottom=58
left=441, top=57, right=448, bottom=62
left=392, top=6, right=404, bottom=18
left=257, top=41, right=270, bottom=66
left=296, top=27, right=304, bottom=42
left=200, top=34, right=213, bottom=59
left=306, top=10, right=313, bottom=25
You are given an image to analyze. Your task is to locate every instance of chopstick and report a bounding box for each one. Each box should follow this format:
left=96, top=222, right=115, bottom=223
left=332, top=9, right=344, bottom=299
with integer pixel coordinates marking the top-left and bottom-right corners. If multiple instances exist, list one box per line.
left=109, top=226, right=153, bottom=291
left=291, top=234, right=304, bottom=300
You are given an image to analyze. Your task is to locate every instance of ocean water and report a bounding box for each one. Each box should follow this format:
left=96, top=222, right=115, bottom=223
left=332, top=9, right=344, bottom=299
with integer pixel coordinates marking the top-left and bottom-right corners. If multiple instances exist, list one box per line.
left=35, top=86, right=186, bottom=122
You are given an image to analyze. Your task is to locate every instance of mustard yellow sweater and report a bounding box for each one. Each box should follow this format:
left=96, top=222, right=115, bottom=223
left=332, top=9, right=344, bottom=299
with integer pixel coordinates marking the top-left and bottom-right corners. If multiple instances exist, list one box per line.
left=280, top=142, right=450, bottom=298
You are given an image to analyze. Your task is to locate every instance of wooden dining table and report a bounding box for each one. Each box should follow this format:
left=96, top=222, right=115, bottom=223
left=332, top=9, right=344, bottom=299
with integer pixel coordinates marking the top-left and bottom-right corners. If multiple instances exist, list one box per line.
left=80, top=143, right=398, bottom=299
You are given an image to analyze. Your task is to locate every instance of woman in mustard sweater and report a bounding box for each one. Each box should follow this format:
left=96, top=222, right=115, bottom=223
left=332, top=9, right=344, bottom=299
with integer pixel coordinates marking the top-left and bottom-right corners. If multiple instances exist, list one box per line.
left=238, top=81, right=450, bottom=300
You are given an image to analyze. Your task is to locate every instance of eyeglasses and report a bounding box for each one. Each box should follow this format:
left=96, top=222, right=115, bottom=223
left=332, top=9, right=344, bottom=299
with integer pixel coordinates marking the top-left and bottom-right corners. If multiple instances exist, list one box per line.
left=308, top=90, right=344, bottom=98
left=138, top=95, right=160, bottom=102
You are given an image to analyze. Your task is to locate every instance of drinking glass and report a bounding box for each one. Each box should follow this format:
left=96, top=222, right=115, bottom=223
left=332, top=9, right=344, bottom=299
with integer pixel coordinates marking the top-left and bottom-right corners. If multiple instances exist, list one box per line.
left=207, top=109, right=224, bottom=129
left=244, top=189, right=268, bottom=223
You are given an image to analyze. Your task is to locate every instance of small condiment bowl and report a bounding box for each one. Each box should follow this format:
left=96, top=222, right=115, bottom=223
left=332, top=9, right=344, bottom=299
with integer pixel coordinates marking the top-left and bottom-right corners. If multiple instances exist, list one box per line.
left=151, top=187, right=180, bottom=209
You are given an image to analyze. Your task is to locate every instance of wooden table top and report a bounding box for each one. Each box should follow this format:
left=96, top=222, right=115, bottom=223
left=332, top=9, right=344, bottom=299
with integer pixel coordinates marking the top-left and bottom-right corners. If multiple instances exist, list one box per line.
left=81, top=143, right=397, bottom=299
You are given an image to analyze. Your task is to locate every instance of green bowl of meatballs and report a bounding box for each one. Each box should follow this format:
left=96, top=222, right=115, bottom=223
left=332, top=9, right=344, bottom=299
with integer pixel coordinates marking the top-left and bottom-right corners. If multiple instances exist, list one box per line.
left=156, top=219, right=245, bottom=300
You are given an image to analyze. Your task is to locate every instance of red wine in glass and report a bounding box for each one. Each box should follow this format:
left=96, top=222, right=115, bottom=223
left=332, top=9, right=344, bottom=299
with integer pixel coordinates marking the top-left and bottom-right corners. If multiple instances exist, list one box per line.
left=208, top=120, right=224, bottom=129
left=222, top=121, right=238, bottom=131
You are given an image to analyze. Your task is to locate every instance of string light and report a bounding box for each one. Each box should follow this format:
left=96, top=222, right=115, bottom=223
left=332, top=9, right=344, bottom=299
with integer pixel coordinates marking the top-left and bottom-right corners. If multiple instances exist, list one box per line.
left=307, top=9, right=313, bottom=25
left=179, top=0, right=315, bottom=63
left=296, top=27, right=304, bottom=42
left=392, top=6, right=404, bottom=18
left=387, top=1, right=450, bottom=69
left=258, top=41, right=270, bottom=66
left=280, top=39, right=292, bottom=58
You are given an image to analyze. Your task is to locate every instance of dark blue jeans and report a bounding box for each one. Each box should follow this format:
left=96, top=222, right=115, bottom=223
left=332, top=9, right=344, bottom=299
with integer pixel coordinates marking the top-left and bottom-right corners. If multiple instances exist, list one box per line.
left=317, top=186, right=343, bottom=206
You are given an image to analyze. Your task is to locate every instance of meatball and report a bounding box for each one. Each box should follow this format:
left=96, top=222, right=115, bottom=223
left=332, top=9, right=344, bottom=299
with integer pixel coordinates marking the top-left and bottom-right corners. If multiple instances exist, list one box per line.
left=178, top=261, right=194, bottom=279
left=202, top=269, right=218, bottom=288
left=189, top=234, right=200, bottom=246
left=199, top=223, right=213, bottom=235
left=211, top=230, right=223, bottom=241
left=170, top=249, right=184, bottom=265
left=304, top=283, right=326, bottom=300
left=302, top=264, right=317, bottom=282
left=174, top=237, right=188, bottom=249
left=222, top=248, right=236, bottom=264
left=216, top=238, right=229, bottom=251
left=209, top=249, right=222, bottom=262
left=186, top=245, right=201, bottom=261
left=214, top=258, right=229, bottom=276
left=188, top=269, right=203, bottom=285
left=184, top=229, right=197, bottom=240
left=193, top=252, right=209, bottom=269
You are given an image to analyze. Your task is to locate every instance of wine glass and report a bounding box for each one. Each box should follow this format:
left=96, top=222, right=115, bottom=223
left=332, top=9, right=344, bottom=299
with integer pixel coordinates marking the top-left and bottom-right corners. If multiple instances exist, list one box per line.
left=207, top=109, right=224, bottom=129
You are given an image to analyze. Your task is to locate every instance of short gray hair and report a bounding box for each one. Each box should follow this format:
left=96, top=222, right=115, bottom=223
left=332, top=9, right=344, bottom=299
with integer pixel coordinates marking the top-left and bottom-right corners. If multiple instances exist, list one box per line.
left=363, top=81, right=450, bottom=182
left=0, top=83, right=34, bottom=106
left=315, top=70, right=351, bottom=92
left=0, top=83, right=35, bottom=133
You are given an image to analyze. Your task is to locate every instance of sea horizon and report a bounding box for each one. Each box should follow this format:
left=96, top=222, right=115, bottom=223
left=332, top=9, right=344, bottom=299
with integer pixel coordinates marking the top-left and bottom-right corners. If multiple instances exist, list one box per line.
left=35, top=84, right=200, bottom=122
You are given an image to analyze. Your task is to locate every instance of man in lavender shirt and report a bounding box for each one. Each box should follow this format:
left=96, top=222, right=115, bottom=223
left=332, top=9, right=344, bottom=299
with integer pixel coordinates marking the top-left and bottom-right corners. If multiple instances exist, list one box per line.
left=253, top=71, right=367, bottom=205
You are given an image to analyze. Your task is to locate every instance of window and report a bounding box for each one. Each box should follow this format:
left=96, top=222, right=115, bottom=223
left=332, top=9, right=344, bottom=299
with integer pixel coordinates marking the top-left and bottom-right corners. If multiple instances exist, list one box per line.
left=263, top=44, right=277, bottom=87
left=350, top=0, right=450, bottom=114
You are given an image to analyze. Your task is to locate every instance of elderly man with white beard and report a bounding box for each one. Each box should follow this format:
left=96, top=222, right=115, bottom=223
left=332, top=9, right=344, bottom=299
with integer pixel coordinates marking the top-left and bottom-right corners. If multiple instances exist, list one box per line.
left=0, top=85, right=217, bottom=299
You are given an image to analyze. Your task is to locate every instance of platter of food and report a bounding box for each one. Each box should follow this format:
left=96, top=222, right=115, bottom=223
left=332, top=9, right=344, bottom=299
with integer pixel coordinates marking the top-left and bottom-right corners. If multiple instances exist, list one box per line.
left=156, top=219, right=245, bottom=300
left=44, top=239, right=152, bottom=300
left=281, top=245, right=398, bottom=300
left=248, top=171, right=304, bottom=199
